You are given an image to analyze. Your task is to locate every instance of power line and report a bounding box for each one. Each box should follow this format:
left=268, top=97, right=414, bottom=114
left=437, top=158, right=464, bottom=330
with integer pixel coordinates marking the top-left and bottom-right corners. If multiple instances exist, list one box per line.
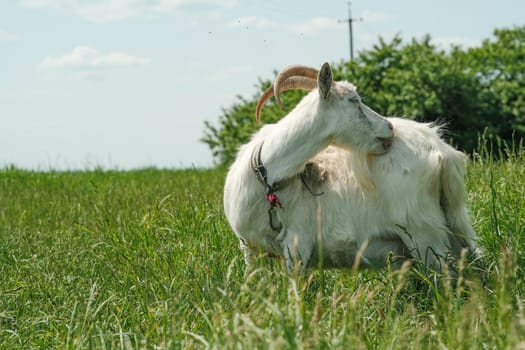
left=338, top=2, right=363, bottom=61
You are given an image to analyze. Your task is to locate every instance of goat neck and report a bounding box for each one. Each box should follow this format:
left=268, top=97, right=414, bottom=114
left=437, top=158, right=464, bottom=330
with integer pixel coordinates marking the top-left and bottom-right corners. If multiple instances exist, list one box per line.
left=255, top=93, right=331, bottom=185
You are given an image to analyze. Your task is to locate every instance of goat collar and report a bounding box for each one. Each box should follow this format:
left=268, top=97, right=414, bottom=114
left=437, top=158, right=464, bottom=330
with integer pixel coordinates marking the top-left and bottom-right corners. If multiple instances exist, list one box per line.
left=251, top=142, right=293, bottom=196
left=251, top=141, right=287, bottom=232
left=250, top=141, right=324, bottom=232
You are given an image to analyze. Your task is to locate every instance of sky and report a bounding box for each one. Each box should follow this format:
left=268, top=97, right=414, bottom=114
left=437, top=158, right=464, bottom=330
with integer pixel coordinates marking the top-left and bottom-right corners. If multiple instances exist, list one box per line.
left=1, top=0, right=524, bottom=170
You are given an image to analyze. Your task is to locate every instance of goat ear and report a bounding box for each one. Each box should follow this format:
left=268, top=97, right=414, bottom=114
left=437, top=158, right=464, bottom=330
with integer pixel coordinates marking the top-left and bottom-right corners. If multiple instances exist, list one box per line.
left=318, top=62, right=332, bottom=100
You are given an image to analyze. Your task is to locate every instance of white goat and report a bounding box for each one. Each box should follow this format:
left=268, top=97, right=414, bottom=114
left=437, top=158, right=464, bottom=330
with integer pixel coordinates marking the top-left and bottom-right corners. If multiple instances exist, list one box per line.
left=223, top=62, right=478, bottom=271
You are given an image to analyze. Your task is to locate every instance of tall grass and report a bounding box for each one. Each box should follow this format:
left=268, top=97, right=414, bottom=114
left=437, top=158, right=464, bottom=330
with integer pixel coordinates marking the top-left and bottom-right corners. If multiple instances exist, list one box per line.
left=0, top=142, right=524, bottom=348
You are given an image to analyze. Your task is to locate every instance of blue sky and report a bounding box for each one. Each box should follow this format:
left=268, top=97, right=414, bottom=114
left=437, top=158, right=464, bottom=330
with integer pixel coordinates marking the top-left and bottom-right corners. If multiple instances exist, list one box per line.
left=1, top=0, right=524, bottom=170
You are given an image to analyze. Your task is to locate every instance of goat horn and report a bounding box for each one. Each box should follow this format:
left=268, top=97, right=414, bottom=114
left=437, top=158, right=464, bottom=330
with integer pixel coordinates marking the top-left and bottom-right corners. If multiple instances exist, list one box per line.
left=255, top=85, right=275, bottom=124
left=274, top=65, right=319, bottom=109
left=255, top=77, right=318, bottom=124
left=255, top=66, right=319, bottom=124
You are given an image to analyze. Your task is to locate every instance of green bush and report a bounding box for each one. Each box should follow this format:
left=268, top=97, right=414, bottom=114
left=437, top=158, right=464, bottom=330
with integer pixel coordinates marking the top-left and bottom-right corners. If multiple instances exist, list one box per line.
left=202, top=26, right=525, bottom=166
left=0, top=147, right=524, bottom=348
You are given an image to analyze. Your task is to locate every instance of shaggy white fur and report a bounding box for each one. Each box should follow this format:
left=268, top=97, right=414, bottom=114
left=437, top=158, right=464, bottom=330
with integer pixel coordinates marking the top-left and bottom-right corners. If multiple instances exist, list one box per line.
left=223, top=63, right=477, bottom=271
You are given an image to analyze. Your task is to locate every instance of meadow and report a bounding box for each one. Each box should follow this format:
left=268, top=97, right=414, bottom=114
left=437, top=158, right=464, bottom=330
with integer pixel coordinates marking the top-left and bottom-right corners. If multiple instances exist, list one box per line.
left=0, top=144, right=524, bottom=349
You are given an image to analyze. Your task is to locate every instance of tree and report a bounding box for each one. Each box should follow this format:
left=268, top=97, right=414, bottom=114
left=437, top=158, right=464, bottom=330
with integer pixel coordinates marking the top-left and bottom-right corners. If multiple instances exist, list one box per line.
left=342, top=35, right=492, bottom=151
left=464, top=26, right=525, bottom=139
left=202, top=26, right=525, bottom=166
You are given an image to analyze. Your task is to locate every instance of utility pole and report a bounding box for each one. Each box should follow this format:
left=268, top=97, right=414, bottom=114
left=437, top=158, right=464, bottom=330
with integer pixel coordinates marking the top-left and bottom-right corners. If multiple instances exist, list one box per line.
left=338, top=2, right=363, bottom=61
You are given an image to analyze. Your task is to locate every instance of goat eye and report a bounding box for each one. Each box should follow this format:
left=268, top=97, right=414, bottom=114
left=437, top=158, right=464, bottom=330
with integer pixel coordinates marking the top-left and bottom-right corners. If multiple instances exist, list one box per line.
left=348, top=96, right=360, bottom=103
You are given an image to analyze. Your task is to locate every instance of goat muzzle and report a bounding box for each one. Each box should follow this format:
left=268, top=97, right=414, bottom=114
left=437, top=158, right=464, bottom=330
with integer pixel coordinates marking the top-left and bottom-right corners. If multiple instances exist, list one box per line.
left=377, top=137, right=393, bottom=151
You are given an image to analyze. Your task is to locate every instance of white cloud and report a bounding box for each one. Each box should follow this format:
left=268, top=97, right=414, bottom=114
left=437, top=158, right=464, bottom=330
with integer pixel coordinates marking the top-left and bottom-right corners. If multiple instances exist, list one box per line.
left=39, top=46, right=151, bottom=70
left=288, top=17, right=340, bottom=35
left=72, top=2, right=145, bottom=22
left=227, top=16, right=277, bottom=30
left=225, top=15, right=343, bottom=37
left=0, top=29, right=18, bottom=42
left=17, top=0, right=237, bottom=22
left=150, top=0, right=237, bottom=12
left=358, top=9, right=393, bottom=24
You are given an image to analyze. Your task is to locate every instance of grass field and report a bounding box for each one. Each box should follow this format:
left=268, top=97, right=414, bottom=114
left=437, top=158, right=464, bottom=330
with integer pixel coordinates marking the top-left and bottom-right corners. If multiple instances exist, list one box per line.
left=0, top=144, right=524, bottom=349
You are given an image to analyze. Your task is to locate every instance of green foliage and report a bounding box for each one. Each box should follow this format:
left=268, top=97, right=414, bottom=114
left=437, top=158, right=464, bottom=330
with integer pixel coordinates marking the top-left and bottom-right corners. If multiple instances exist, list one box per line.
left=0, top=140, right=525, bottom=349
left=0, top=145, right=524, bottom=347
left=466, top=26, right=525, bottom=137
left=0, top=167, right=231, bottom=348
left=341, top=35, right=491, bottom=152
left=203, top=26, right=525, bottom=166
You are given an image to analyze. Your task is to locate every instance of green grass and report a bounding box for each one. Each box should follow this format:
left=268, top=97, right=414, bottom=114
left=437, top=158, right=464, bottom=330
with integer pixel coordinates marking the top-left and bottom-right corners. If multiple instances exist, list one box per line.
left=0, top=144, right=524, bottom=349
